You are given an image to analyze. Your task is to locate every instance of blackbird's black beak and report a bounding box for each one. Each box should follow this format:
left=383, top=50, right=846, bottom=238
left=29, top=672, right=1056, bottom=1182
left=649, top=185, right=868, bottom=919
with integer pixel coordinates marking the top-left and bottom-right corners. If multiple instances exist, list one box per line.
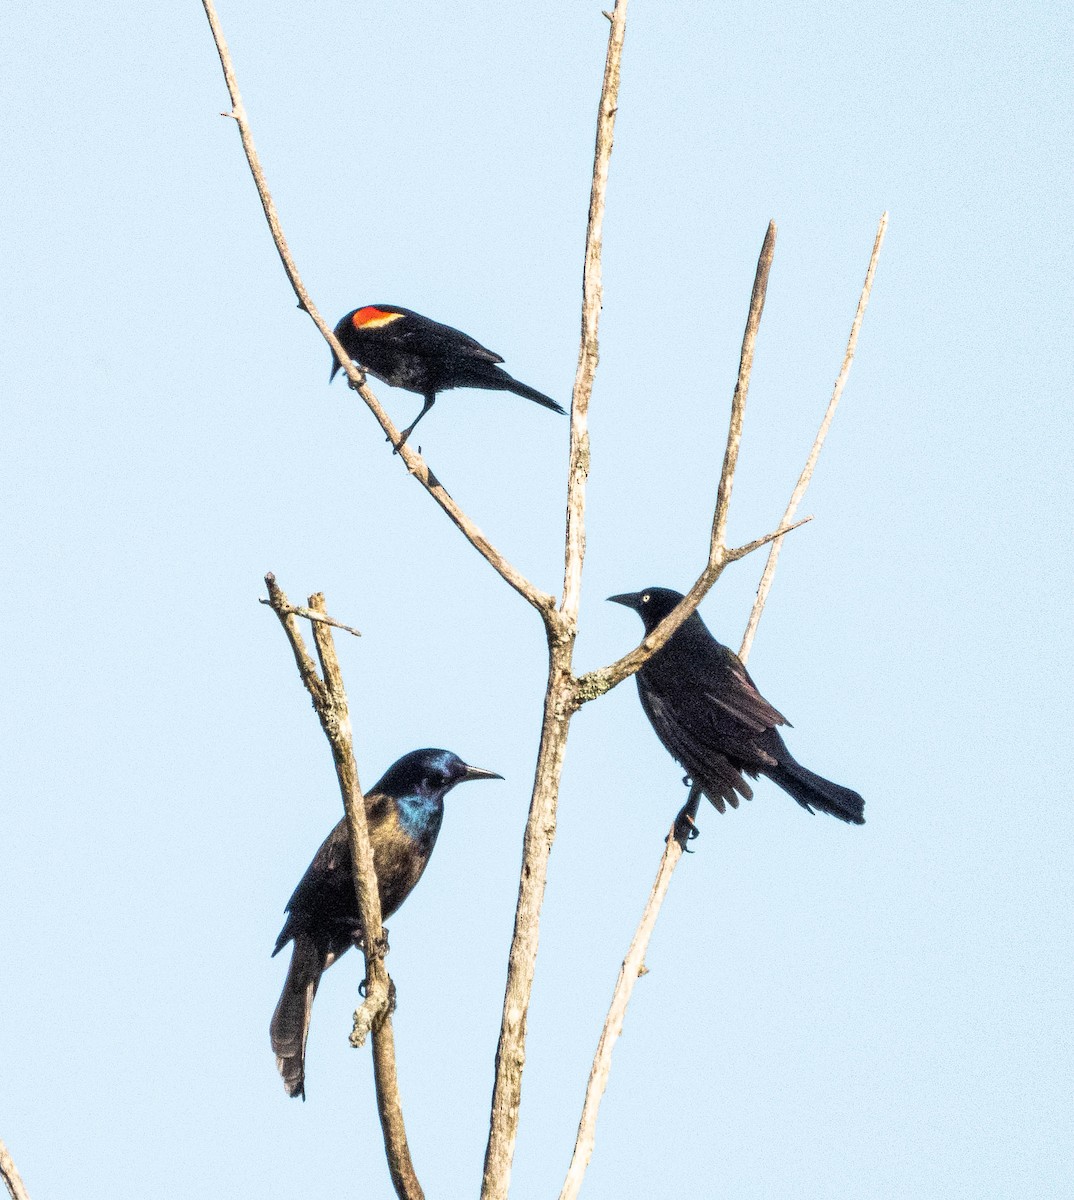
left=460, top=763, right=504, bottom=784
left=607, top=592, right=640, bottom=609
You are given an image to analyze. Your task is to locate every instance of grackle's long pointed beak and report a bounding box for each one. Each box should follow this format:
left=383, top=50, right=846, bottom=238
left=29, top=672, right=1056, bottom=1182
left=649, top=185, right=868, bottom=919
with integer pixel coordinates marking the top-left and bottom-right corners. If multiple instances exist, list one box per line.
left=607, top=592, right=638, bottom=608
left=461, top=763, right=504, bottom=783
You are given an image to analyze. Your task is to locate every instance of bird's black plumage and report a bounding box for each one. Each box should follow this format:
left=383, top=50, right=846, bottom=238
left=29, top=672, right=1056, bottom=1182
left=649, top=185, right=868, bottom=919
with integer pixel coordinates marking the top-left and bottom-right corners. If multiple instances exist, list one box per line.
left=609, top=588, right=864, bottom=830
left=330, top=304, right=564, bottom=446
left=270, top=748, right=502, bottom=1099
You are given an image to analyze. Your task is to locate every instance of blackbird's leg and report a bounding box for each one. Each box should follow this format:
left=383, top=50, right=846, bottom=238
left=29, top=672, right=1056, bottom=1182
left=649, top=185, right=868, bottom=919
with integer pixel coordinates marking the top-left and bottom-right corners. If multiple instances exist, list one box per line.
left=671, top=781, right=704, bottom=850
left=394, top=394, right=436, bottom=451
left=344, top=364, right=367, bottom=389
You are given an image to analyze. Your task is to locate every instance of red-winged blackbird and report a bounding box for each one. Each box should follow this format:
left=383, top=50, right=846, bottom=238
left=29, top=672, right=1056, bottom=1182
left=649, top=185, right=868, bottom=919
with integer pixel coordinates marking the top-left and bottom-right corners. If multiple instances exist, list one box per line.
left=270, top=749, right=502, bottom=1099
left=609, top=588, right=865, bottom=840
left=330, top=304, right=564, bottom=446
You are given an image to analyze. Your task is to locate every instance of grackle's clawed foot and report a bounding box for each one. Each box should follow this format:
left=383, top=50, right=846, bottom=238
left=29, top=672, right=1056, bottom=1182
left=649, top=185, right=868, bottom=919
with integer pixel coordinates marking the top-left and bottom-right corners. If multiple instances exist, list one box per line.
left=358, top=974, right=397, bottom=1013
left=670, top=805, right=701, bottom=851
left=668, top=781, right=703, bottom=850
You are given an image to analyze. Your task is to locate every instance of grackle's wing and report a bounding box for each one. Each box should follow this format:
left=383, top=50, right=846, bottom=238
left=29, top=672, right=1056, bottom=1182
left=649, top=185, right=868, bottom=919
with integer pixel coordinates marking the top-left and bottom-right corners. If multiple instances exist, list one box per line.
left=636, top=627, right=790, bottom=810
left=273, top=817, right=362, bottom=956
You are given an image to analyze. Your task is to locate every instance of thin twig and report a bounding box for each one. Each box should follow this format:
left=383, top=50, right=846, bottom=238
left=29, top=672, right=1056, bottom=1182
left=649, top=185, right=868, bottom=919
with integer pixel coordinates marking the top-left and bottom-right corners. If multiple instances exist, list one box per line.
left=559, top=821, right=685, bottom=1200
left=573, top=222, right=777, bottom=706
left=258, top=596, right=361, bottom=638
left=0, top=1137, right=31, bottom=1200
left=200, top=0, right=554, bottom=618
left=263, top=576, right=424, bottom=1200
left=726, top=514, right=812, bottom=562
left=264, top=573, right=326, bottom=708
left=739, top=212, right=888, bottom=663
left=480, top=5, right=629, bottom=1198
left=712, top=220, right=778, bottom=551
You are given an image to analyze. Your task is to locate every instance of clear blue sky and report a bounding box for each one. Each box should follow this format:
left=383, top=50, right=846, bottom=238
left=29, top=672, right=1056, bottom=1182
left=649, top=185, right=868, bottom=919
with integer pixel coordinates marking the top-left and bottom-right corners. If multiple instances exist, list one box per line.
left=3, top=2, right=1072, bottom=1197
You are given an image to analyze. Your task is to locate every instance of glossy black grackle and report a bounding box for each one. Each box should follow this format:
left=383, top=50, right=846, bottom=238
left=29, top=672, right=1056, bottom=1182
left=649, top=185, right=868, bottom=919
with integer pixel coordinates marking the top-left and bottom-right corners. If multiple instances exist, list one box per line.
left=330, top=304, right=564, bottom=446
left=270, top=748, right=502, bottom=1098
left=609, top=588, right=865, bottom=837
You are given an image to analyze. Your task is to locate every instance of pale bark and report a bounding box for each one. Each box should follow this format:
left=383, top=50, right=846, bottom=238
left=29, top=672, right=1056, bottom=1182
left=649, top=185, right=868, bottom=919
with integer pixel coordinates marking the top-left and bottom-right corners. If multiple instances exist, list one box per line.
left=264, top=576, right=424, bottom=1200
left=0, top=1138, right=31, bottom=1200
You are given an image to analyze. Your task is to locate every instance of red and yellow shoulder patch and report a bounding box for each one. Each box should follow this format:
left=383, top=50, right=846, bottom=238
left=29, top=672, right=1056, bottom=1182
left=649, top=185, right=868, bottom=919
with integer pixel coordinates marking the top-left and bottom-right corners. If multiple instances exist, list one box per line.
left=352, top=306, right=405, bottom=331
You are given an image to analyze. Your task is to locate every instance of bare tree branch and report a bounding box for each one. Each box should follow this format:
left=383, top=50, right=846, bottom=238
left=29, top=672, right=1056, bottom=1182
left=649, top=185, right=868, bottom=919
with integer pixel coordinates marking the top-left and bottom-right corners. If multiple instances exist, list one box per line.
left=560, top=0, right=627, bottom=623
left=200, top=0, right=555, bottom=619
left=479, top=4, right=629, bottom=1197
left=560, top=219, right=887, bottom=1196
left=739, top=211, right=889, bottom=663
left=263, top=576, right=424, bottom=1200
left=559, top=816, right=687, bottom=1200
left=258, top=596, right=362, bottom=638
left=264, top=573, right=327, bottom=709
left=0, top=1137, right=31, bottom=1200
left=485, top=215, right=777, bottom=1192
left=726, top=514, right=813, bottom=562
left=713, top=220, right=778, bottom=551
left=573, top=221, right=777, bottom=706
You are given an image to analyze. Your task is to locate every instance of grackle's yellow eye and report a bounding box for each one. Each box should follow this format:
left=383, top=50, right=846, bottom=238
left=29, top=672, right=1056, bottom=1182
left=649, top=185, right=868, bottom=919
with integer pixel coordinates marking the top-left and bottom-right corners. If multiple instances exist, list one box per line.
left=642, top=593, right=651, bottom=603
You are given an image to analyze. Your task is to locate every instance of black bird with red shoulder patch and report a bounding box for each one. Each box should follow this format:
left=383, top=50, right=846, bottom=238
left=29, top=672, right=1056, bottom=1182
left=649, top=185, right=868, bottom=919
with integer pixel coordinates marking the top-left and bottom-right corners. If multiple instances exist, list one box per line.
left=609, top=587, right=865, bottom=839
left=330, top=304, right=564, bottom=446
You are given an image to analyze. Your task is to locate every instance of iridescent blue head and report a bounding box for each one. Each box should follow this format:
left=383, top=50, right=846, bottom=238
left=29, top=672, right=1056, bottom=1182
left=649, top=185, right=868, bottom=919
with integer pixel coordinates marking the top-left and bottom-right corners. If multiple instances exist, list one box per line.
left=373, top=748, right=502, bottom=842
left=373, top=748, right=502, bottom=801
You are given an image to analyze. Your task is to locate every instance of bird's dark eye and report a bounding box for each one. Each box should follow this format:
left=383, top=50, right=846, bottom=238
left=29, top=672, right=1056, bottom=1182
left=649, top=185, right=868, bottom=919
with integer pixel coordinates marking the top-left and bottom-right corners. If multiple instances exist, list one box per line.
left=642, top=593, right=650, bottom=603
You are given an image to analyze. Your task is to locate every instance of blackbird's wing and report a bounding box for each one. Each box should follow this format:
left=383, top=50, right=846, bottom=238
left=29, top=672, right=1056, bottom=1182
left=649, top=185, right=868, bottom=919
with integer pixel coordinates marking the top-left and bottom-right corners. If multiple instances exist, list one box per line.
left=637, top=632, right=790, bottom=811
left=395, top=310, right=504, bottom=364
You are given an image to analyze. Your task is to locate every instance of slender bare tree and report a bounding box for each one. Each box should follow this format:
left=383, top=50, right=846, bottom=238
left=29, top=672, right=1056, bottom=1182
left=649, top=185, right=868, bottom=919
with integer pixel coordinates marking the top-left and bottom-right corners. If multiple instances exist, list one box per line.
left=200, top=1, right=886, bottom=1196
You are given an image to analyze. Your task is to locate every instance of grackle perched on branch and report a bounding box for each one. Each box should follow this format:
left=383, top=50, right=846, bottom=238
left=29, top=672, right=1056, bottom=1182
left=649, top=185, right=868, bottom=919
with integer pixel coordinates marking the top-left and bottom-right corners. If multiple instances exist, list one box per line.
left=270, top=748, right=502, bottom=1098
left=608, top=588, right=864, bottom=838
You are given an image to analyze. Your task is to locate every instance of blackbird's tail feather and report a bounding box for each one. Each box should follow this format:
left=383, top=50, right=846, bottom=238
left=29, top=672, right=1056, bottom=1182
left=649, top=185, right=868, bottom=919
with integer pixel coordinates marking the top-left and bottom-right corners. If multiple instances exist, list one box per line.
left=490, top=368, right=566, bottom=414
left=270, top=934, right=327, bottom=1100
left=767, top=759, right=865, bottom=825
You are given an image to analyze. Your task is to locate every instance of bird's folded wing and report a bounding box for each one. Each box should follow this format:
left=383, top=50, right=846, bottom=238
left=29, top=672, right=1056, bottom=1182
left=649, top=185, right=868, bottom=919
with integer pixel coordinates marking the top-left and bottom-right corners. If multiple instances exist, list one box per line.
left=638, top=685, right=754, bottom=808
left=400, top=318, right=504, bottom=363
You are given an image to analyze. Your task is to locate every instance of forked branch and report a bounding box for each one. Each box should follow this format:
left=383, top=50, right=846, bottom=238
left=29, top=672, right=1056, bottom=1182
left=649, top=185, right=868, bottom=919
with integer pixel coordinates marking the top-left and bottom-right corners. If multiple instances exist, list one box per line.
left=573, top=221, right=778, bottom=706
left=739, top=211, right=889, bottom=662
left=559, top=219, right=887, bottom=1198
left=263, top=575, right=424, bottom=1200
left=479, top=5, right=630, bottom=1197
